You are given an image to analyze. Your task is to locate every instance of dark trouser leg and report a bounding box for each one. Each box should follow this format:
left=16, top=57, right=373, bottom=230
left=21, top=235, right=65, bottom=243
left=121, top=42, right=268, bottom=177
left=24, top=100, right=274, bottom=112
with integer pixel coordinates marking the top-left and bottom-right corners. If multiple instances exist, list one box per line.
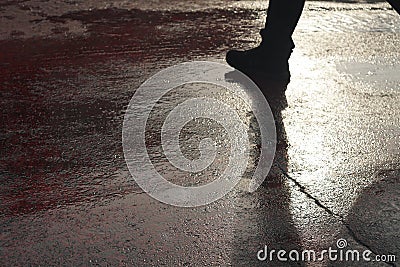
left=226, top=0, right=306, bottom=82
left=261, top=0, right=306, bottom=48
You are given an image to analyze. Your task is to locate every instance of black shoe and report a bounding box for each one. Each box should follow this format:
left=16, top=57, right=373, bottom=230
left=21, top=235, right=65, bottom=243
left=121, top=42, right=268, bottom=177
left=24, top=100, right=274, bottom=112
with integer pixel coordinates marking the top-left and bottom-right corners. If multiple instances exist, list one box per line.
left=226, top=40, right=294, bottom=83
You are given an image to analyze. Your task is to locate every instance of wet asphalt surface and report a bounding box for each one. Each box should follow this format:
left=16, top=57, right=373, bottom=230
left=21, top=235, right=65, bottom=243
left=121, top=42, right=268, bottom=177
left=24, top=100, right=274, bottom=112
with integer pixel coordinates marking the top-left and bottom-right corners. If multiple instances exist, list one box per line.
left=1, top=0, right=400, bottom=266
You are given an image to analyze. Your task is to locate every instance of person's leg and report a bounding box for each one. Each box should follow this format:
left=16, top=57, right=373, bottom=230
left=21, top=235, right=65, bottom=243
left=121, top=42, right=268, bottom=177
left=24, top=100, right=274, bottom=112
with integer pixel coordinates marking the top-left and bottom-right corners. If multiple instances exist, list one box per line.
left=262, top=0, right=305, bottom=43
left=226, top=0, right=305, bottom=83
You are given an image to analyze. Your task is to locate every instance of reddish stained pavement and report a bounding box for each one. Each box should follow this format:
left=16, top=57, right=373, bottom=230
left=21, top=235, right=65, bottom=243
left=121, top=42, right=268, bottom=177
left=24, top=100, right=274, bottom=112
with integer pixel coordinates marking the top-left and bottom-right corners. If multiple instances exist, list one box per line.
left=1, top=1, right=399, bottom=266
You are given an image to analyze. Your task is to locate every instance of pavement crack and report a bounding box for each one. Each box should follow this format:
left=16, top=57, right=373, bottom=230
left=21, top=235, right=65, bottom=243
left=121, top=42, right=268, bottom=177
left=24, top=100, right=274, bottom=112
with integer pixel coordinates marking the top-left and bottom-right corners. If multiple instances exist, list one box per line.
left=279, top=167, right=341, bottom=218
left=279, top=167, right=396, bottom=267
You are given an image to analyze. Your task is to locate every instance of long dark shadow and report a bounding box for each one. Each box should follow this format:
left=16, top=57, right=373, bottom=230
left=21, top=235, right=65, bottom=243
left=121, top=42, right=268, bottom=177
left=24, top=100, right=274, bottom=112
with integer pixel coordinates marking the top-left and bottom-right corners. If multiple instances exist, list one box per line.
left=227, top=74, right=305, bottom=266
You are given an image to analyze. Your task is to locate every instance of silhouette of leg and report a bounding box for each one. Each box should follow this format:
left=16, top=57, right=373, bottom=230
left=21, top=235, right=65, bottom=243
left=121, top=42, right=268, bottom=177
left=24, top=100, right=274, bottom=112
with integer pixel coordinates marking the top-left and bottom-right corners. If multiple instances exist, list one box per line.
left=226, top=0, right=305, bottom=83
left=262, top=0, right=305, bottom=46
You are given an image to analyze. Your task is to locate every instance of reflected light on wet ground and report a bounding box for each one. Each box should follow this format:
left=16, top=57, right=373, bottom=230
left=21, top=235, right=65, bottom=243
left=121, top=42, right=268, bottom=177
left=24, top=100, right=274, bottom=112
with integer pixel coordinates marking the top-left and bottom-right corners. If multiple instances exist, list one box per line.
left=1, top=0, right=399, bottom=265
left=282, top=32, right=400, bottom=254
